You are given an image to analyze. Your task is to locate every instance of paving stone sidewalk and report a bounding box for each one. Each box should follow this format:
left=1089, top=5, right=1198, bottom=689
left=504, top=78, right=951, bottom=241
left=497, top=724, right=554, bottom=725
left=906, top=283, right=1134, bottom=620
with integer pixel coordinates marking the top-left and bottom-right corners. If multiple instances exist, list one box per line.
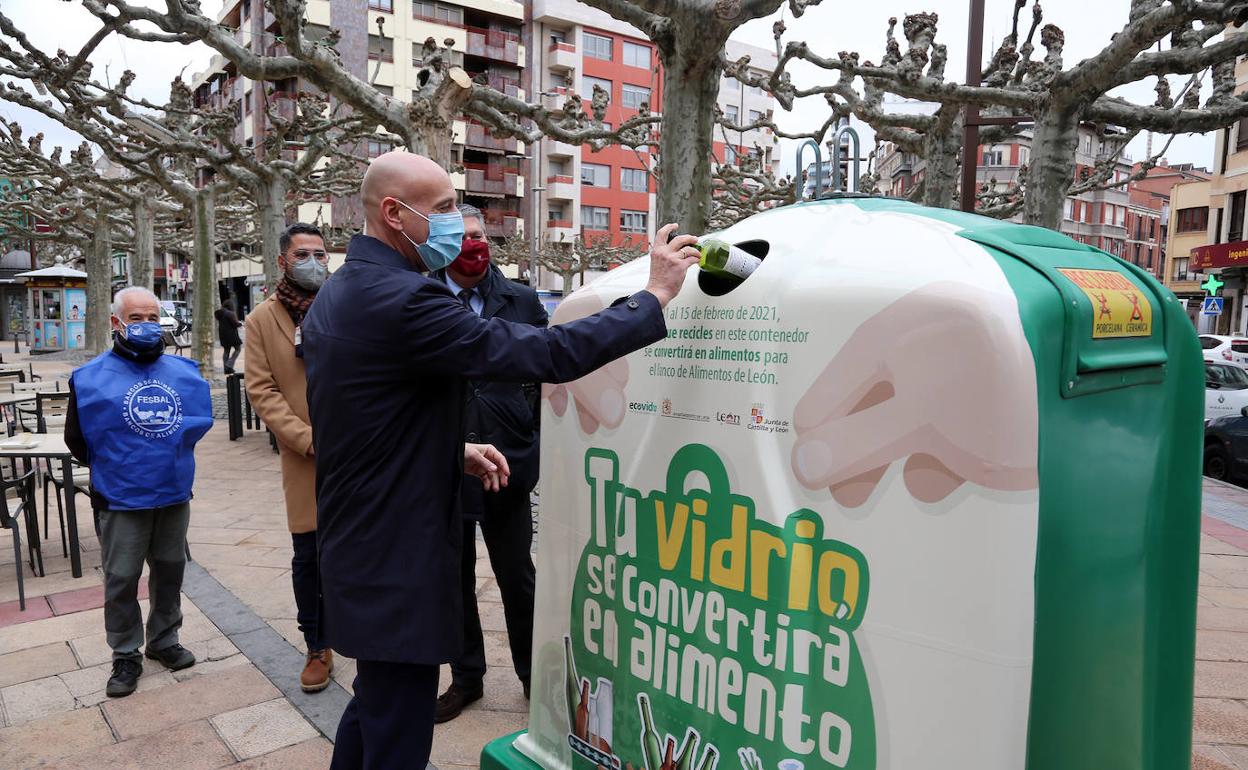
left=0, top=348, right=1246, bottom=768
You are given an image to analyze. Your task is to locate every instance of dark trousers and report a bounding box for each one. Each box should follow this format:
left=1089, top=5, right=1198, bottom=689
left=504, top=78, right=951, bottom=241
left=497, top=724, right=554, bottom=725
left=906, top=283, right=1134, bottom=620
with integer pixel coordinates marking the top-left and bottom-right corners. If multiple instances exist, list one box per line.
left=222, top=343, right=240, bottom=371
left=98, top=503, right=190, bottom=661
left=330, top=659, right=439, bottom=770
left=291, top=531, right=322, bottom=650
left=452, top=484, right=535, bottom=689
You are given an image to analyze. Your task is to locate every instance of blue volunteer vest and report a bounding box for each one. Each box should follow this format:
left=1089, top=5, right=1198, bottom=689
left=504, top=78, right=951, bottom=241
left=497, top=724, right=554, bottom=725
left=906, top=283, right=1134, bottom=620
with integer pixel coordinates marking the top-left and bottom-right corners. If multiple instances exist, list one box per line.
left=71, top=351, right=213, bottom=510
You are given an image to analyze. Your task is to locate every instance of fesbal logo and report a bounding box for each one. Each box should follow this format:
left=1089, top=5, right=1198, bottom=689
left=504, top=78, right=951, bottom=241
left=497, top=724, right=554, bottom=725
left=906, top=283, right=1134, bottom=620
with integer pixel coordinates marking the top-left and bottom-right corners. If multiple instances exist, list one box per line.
left=122, top=378, right=183, bottom=439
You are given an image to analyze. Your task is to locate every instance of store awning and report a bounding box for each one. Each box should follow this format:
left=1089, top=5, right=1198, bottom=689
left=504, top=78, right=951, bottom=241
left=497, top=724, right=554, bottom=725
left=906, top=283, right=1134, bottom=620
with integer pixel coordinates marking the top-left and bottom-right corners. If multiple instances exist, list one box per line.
left=1191, top=240, right=1248, bottom=270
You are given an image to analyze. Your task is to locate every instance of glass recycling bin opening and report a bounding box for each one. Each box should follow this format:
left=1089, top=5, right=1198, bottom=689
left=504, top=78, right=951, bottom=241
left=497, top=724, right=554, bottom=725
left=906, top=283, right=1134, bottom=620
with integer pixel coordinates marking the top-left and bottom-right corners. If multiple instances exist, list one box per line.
left=482, top=197, right=1203, bottom=770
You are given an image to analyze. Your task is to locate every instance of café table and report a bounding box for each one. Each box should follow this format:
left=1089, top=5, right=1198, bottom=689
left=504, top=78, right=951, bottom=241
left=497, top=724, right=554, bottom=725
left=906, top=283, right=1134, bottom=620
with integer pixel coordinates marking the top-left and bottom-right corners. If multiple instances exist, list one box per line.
left=0, top=432, right=84, bottom=577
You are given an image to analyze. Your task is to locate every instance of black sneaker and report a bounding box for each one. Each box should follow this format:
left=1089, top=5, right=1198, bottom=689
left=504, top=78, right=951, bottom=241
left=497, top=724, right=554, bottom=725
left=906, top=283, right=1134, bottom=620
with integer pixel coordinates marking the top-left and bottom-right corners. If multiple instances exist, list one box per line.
left=106, top=658, right=143, bottom=698
left=435, top=683, right=483, bottom=723
left=145, top=643, right=196, bottom=671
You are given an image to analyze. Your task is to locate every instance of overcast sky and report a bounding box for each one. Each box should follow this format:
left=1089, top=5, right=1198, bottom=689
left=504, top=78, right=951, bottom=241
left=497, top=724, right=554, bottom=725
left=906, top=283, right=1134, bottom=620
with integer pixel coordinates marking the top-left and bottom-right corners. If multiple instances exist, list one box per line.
left=0, top=0, right=1219, bottom=175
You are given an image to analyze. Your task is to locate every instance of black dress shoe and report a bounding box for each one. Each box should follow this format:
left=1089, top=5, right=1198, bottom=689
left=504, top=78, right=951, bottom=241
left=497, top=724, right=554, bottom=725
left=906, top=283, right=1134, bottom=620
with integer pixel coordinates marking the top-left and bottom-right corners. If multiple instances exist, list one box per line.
left=145, top=643, right=196, bottom=671
left=435, top=683, right=483, bottom=723
left=106, top=658, right=143, bottom=697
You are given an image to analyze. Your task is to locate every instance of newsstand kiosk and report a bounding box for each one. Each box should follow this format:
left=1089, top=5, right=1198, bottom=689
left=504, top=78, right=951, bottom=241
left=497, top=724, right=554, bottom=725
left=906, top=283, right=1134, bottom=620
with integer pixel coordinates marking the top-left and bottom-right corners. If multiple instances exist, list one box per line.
left=481, top=196, right=1203, bottom=770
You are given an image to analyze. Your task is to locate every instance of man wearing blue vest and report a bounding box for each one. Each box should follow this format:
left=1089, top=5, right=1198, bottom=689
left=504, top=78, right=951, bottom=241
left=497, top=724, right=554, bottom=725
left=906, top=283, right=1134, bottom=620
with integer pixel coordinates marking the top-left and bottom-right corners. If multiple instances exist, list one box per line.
left=65, top=286, right=214, bottom=698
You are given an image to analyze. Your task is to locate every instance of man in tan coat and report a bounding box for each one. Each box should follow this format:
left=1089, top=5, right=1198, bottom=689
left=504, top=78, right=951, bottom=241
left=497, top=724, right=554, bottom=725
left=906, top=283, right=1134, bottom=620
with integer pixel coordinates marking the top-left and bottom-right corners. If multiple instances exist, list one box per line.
left=244, top=223, right=333, bottom=692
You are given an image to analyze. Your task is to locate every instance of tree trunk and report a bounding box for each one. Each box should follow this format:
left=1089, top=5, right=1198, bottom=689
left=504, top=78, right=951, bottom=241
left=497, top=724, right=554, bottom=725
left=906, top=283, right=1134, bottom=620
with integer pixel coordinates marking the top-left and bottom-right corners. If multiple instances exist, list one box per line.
left=1023, top=106, right=1081, bottom=231
left=922, top=107, right=963, bottom=210
left=131, top=198, right=155, bottom=291
left=655, top=39, right=726, bottom=234
left=256, top=177, right=287, bottom=291
left=192, top=188, right=217, bottom=378
left=408, top=68, right=474, bottom=168
left=86, top=209, right=113, bottom=355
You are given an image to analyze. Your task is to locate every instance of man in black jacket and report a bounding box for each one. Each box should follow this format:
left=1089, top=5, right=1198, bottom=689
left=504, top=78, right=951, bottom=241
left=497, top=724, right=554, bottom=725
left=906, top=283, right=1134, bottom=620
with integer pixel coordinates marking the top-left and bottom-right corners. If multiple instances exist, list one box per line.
left=433, top=204, right=546, bottom=721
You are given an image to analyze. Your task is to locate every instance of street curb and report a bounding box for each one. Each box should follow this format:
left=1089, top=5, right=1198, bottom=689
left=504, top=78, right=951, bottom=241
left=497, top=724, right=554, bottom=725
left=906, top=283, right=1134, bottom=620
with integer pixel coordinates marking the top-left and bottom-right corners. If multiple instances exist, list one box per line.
left=181, top=561, right=438, bottom=769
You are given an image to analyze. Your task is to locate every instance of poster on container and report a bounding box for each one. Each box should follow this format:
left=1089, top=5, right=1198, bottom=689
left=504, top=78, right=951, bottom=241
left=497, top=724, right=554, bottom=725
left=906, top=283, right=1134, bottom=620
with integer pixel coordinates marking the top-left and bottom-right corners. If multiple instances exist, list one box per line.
left=520, top=202, right=1041, bottom=770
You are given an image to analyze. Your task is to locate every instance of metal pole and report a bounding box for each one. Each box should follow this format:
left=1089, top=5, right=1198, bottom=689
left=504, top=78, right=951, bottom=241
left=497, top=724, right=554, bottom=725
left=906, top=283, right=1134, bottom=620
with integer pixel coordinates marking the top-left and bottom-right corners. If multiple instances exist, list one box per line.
left=960, top=0, right=986, bottom=212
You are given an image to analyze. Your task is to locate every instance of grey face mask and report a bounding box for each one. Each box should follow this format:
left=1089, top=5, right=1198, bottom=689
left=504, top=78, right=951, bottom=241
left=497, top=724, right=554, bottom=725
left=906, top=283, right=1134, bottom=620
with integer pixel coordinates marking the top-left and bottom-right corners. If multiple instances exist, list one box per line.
left=288, top=256, right=329, bottom=291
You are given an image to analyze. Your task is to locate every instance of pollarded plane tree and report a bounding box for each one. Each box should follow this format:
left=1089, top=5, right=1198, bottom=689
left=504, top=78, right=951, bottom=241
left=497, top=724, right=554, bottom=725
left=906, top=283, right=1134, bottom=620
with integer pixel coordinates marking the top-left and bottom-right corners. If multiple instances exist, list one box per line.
left=492, top=229, right=646, bottom=295
left=70, top=1, right=664, bottom=169
left=729, top=0, right=1248, bottom=229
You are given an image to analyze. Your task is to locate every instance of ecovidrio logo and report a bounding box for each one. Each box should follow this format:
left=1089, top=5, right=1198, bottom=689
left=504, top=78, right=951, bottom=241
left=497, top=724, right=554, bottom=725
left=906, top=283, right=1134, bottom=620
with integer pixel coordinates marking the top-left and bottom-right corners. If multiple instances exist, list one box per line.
left=628, top=401, right=658, bottom=414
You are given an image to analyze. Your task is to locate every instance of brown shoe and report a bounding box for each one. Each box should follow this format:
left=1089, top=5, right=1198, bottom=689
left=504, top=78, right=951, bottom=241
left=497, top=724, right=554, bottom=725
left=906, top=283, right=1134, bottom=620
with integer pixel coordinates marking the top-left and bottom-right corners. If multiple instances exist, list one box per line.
left=435, top=683, right=483, bottom=723
left=300, top=649, right=334, bottom=693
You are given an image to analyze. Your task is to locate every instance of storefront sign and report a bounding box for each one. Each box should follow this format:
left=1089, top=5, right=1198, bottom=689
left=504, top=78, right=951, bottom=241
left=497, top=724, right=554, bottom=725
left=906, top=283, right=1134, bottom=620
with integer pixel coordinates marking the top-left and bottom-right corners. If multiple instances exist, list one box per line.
left=1191, top=240, right=1248, bottom=270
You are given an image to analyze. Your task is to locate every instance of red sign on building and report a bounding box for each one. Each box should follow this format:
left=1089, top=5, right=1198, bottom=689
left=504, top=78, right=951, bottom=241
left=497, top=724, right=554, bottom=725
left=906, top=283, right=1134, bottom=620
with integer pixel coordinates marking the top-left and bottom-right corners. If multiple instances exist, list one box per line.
left=1191, top=241, right=1248, bottom=270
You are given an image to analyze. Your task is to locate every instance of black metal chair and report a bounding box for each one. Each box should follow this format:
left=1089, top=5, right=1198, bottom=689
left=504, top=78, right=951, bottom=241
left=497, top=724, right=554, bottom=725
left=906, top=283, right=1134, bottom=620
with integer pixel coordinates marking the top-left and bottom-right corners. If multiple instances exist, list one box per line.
left=0, top=467, right=40, bottom=607
left=34, top=392, right=85, bottom=557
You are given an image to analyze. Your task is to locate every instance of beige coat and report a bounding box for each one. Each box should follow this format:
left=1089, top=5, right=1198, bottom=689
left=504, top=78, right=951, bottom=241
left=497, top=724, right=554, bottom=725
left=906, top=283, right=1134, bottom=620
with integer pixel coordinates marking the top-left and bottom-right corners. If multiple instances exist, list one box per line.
left=244, top=294, right=316, bottom=533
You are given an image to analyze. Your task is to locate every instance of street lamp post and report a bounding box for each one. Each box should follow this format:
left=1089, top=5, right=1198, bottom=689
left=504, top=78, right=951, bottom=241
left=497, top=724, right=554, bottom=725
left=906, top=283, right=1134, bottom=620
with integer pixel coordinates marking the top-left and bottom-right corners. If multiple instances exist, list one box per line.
left=530, top=185, right=546, bottom=286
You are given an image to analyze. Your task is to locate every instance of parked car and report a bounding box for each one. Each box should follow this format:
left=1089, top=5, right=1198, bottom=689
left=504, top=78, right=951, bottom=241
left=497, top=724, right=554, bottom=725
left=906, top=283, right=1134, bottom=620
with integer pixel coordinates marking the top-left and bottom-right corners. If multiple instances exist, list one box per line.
left=1200, top=334, right=1248, bottom=367
left=1205, top=401, right=1248, bottom=480
left=1206, top=362, right=1248, bottom=427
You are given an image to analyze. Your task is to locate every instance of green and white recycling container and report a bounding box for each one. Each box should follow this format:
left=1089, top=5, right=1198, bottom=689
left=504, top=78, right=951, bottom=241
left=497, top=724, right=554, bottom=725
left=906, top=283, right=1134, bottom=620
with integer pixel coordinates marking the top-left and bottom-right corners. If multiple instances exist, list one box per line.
left=481, top=197, right=1203, bottom=770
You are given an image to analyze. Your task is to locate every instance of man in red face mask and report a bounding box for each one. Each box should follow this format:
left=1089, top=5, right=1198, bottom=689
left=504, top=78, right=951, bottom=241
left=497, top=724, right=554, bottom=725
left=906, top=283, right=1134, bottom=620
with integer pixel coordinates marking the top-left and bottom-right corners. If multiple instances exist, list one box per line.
left=433, top=204, right=548, bottom=721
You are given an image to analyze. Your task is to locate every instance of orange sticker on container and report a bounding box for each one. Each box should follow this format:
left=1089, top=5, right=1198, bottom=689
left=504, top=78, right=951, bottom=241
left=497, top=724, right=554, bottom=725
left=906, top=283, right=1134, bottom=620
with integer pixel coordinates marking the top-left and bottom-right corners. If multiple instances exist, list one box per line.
left=1057, top=268, right=1153, bottom=339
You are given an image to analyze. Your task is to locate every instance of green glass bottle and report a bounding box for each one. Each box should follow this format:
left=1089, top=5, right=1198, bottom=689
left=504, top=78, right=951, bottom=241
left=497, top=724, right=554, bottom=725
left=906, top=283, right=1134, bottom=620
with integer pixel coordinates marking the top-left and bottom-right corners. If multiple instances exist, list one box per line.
left=637, top=693, right=664, bottom=770
left=697, top=238, right=761, bottom=280
left=694, top=745, right=720, bottom=770
left=673, top=729, right=699, bottom=770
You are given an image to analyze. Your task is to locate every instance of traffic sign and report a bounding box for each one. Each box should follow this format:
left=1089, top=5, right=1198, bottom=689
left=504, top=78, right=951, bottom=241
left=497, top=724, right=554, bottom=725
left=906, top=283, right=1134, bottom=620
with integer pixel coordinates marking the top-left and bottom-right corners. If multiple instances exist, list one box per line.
left=1203, top=296, right=1224, bottom=315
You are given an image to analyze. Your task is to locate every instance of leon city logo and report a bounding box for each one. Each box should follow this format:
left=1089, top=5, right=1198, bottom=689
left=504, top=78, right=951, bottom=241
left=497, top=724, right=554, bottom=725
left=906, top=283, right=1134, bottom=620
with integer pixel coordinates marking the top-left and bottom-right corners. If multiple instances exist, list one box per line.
left=662, top=398, right=673, bottom=417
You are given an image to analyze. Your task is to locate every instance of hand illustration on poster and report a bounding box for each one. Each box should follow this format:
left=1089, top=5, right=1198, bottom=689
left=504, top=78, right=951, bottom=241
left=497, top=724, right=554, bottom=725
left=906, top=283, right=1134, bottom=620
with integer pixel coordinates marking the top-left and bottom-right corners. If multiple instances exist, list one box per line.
left=544, top=291, right=630, bottom=434
left=790, top=282, right=1040, bottom=507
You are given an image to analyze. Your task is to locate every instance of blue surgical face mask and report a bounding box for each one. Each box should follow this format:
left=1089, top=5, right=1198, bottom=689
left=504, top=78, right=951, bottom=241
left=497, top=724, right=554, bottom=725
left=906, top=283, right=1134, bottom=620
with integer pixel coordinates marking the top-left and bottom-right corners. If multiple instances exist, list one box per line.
left=123, top=321, right=165, bottom=351
left=395, top=200, right=464, bottom=272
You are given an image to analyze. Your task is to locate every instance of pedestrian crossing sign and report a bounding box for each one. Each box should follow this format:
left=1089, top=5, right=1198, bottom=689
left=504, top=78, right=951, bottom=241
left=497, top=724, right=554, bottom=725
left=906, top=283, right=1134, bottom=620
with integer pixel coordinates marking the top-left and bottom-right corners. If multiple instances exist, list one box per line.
left=1203, top=297, right=1224, bottom=315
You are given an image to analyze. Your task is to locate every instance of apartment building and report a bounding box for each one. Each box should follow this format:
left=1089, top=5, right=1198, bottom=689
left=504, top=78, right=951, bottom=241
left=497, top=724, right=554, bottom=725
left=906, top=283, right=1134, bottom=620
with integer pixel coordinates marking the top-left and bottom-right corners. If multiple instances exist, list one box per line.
left=528, top=0, right=777, bottom=289
left=189, top=0, right=527, bottom=304
left=1187, top=47, right=1248, bottom=335
left=1166, top=179, right=1212, bottom=328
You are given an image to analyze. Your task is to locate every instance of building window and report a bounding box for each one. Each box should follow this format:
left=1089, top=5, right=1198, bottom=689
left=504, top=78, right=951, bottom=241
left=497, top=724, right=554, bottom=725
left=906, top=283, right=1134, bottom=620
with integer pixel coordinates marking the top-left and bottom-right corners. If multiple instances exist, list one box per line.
left=549, top=158, right=570, bottom=177
left=724, top=145, right=737, bottom=166
left=621, top=168, right=648, bottom=193
left=580, top=163, right=609, bottom=187
left=1019, top=146, right=1030, bottom=165
left=549, top=30, right=567, bottom=45
left=1173, top=257, right=1196, bottom=282
left=621, top=84, right=650, bottom=110
left=241, top=0, right=250, bottom=20
left=620, top=209, right=648, bottom=233
left=368, top=0, right=393, bottom=11
left=1174, top=206, right=1208, bottom=234
left=583, top=32, right=613, bottom=61
left=622, top=41, right=649, bottom=68
left=1063, top=199, right=1073, bottom=220
left=368, top=35, right=393, bottom=62
left=366, top=139, right=389, bottom=157
left=243, top=92, right=252, bottom=116
left=748, top=109, right=765, bottom=125
left=581, top=206, right=610, bottom=230
left=1238, top=116, right=1248, bottom=151
left=982, top=148, right=1003, bottom=166
left=413, top=1, right=462, bottom=24
left=582, top=75, right=612, bottom=100
left=1232, top=192, right=1247, bottom=242
left=724, top=104, right=739, bottom=124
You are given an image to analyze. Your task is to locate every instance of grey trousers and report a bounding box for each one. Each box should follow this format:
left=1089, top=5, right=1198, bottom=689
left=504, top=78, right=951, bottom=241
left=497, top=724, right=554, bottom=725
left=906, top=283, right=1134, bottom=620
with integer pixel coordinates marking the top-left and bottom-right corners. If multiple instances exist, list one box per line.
left=98, top=503, right=191, bottom=661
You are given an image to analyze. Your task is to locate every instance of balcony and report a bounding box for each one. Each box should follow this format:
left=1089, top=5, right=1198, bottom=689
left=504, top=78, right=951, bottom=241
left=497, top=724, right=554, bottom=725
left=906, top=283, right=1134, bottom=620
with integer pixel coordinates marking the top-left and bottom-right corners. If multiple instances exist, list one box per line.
left=481, top=208, right=520, bottom=238
left=546, top=175, right=577, bottom=200
left=546, top=138, right=577, bottom=158
left=549, top=41, right=577, bottom=71
left=464, top=122, right=518, bottom=153
left=466, top=27, right=521, bottom=66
